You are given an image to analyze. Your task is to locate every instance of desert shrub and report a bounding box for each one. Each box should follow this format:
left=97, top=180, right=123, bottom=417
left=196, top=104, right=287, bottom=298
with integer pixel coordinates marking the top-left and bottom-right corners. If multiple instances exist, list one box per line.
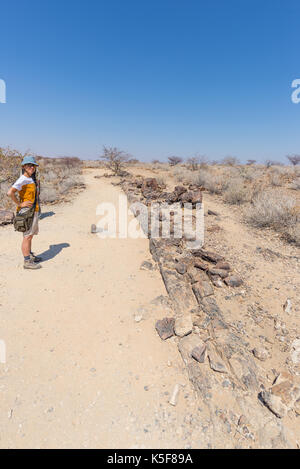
left=168, top=156, right=183, bottom=166
left=39, top=187, right=59, bottom=203
left=222, top=156, right=240, bottom=166
left=289, top=178, right=300, bottom=190
left=99, top=146, right=130, bottom=175
left=244, top=190, right=298, bottom=229
left=172, top=167, right=192, bottom=183
left=223, top=178, right=249, bottom=204
left=269, top=172, right=282, bottom=187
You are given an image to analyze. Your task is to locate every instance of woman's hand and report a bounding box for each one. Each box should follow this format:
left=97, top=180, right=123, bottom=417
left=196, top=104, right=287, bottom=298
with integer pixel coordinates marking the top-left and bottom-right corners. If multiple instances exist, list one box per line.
left=20, top=201, right=33, bottom=208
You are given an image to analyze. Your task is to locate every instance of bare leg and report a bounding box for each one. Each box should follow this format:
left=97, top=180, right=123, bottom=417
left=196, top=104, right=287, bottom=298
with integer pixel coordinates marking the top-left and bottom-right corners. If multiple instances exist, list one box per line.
left=22, top=235, right=33, bottom=257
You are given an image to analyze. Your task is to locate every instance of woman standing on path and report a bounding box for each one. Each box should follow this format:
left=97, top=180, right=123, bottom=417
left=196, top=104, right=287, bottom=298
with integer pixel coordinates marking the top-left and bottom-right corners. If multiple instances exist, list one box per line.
left=7, top=155, right=42, bottom=270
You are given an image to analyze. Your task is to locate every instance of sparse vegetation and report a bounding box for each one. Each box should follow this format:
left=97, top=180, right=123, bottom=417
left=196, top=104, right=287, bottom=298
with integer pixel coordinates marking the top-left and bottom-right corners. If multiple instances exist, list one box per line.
left=100, top=146, right=130, bottom=175
left=223, top=178, right=249, bottom=204
left=286, top=154, right=300, bottom=167
left=168, top=156, right=183, bottom=166
left=244, top=190, right=298, bottom=230
left=0, top=147, right=84, bottom=209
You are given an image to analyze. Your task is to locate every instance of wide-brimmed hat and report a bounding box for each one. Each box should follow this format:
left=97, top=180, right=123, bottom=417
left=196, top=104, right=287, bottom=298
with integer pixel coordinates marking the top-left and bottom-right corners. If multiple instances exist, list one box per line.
left=21, top=155, right=39, bottom=166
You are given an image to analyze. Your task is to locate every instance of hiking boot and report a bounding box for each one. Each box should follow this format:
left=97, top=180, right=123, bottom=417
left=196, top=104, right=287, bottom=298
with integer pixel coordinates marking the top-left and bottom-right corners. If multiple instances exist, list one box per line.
left=24, top=259, right=42, bottom=270
left=30, top=253, right=42, bottom=263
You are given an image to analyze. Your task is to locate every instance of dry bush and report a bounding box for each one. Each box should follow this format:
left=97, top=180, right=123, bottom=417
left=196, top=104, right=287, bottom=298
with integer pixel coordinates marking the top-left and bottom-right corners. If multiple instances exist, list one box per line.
left=82, top=160, right=103, bottom=168
left=168, top=156, right=183, bottom=166
left=0, top=147, right=29, bottom=209
left=244, top=190, right=298, bottom=229
left=36, top=156, right=84, bottom=204
left=223, top=178, right=249, bottom=204
left=99, top=146, right=130, bottom=175
left=289, top=178, right=300, bottom=190
left=222, top=156, right=240, bottom=166
left=39, top=187, right=59, bottom=203
left=172, top=166, right=192, bottom=183
left=269, top=172, right=282, bottom=187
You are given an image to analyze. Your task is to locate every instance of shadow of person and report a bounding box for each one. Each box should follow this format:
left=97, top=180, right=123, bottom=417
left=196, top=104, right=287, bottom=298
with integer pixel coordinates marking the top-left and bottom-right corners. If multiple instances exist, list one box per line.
left=38, top=243, right=70, bottom=262
left=39, top=211, right=55, bottom=220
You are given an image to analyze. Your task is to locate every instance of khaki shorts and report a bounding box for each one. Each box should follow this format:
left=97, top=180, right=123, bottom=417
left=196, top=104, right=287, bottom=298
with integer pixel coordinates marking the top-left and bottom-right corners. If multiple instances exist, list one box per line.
left=23, top=212, right=39, bottom=238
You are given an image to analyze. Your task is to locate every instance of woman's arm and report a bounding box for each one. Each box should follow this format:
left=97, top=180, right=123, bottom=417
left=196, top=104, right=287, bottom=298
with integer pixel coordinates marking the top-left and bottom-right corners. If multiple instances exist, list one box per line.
left=7, top=187, right=33, bottom=208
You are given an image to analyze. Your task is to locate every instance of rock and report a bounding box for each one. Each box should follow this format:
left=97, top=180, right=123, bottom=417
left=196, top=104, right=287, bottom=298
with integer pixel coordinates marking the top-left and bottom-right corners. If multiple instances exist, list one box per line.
left=159, top=264, right=198, bottom=316
left=210, top=276, right=224, bottom=288
left=174, top=315, right=193, bottom=337
left=194, top=260, right=209, bottom=271
left=175, top=263, right=187, bottom=275
left=208, top=268, right=229, bottom=278
left=169, top=384, right=180, bottom=406
left=140, top=261, right=154, bottom=270
left=192, top=249, right=224, bottom=264
left=178, top=334, right=206, bottom=364
left=207, top=346, right=227, bottom=373
left=224, top=275, right=243, bottom=287
left=155, top=317, right=175, bottom=340
left=252, top=347, right=269, bottom=361
left=291, top=339, right=300, bottom=365
left=192, top=281, right=214, bottom=303
left=259, top=372, right=300, bottom=418
left=207, top=209, right=219, bottom=216
left=174, top=186, right=187, bottom=196
left=91, top=224, right=97, bottom=233
left=0, top=210, right=14, bottom=225
left=134, top=315, right=143, bottom=323
left=259, top=390, right=288, bottom=418
left=187, top=266, right=210, bottom=284
left=141, top=178, right=159, bottom=193
left=294, top=399, right=300, bottom=416
left=151, top=295, right=171, bottom=307
left=180, top=190, right=203, bottom=205
left=215, top=262, right=231, bottom=271
left=283, top=299, right=292, bottom=314
left=191, top=344, right=206, bottom=363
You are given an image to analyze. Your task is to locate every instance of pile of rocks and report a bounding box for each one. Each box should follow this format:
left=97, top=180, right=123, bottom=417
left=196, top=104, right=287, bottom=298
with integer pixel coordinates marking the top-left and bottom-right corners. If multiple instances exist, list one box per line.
left=120, top=174, right=299, bottom=448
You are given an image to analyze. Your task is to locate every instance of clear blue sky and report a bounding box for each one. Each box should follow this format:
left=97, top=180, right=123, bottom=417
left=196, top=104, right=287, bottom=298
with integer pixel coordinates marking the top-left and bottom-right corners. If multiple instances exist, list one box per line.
left=0, top=0, right=299, bottom=163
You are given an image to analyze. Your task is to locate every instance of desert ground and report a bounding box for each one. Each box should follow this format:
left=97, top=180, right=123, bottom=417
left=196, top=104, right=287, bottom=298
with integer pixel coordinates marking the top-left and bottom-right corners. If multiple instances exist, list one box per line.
left=0, top=163, right=299, bottom=449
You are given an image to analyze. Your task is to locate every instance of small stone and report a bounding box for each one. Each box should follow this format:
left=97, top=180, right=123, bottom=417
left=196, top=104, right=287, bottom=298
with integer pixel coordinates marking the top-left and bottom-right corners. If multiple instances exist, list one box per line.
left=207, top=347, right=227, bottom=373
left=175, top=263, right=187, bottom=275
left=238, top=415, right=247, bottom=426
left=208, top=268, right=229, bottom=278
left=192, top=281, right=214, bottom=302
left=224, top=275, right=243, bottom=287
left=90, top=224, right=97, bottom=233
left=155, top=317, right=175, bottom=340
left=283, top=299, right=292, bottom=314
left=215, top=261, right=231, bottom=271
left=291, top=339, right=300, bottom=365
left=294, top=399, right=300, bottom=416
left=134, top=315, right=143, bottom=323
left=252, top=347, right=269, bottom=361
left=207, top=209, right=219, bottom=216
left=259, top=390, right=288, bottom=418
left=140, top=261, right=153, bottom=271
left=191, top=344, right=206, bottom=363
left=259, top=371, right=300, bottom=418
left=174, top=315, right=193, bottom=338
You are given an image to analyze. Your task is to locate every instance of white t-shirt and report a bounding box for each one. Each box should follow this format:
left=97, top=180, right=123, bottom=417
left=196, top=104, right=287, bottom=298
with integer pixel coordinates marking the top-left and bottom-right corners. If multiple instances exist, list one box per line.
left=12, top=174, right=35, bottom=191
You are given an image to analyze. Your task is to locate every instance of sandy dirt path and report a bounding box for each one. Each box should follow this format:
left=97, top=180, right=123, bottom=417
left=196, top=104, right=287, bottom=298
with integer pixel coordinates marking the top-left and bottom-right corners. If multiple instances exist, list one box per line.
left=0, top=169, right=200, bottom=449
